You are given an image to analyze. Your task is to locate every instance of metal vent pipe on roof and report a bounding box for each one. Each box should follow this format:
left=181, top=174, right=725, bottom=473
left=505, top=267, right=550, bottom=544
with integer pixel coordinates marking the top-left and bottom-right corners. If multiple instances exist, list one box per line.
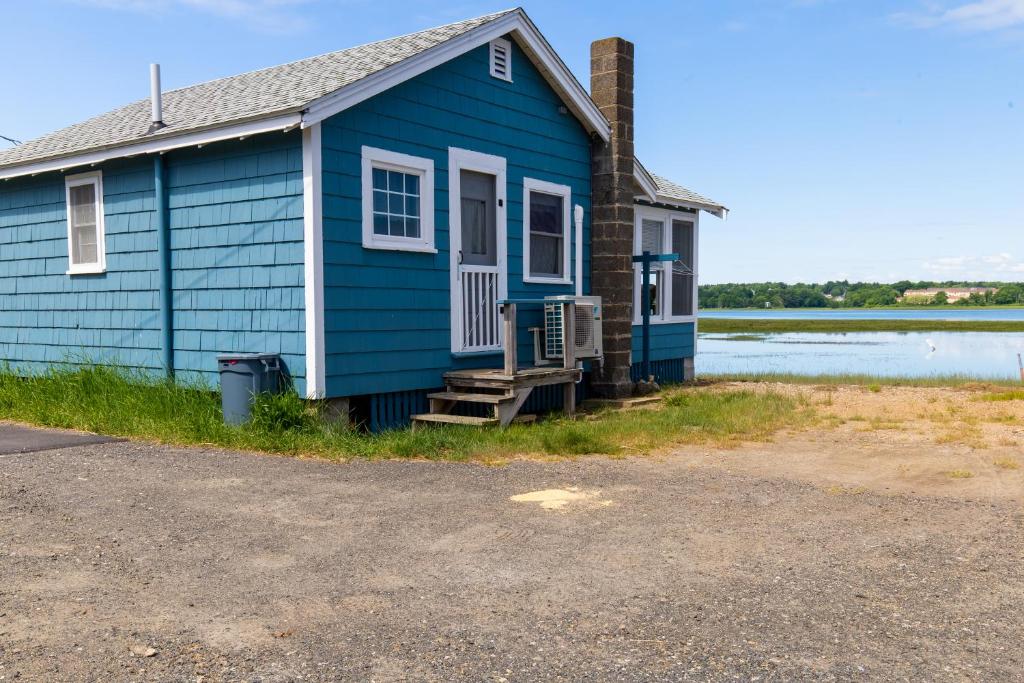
left=150, top=64, right=164, bottom=130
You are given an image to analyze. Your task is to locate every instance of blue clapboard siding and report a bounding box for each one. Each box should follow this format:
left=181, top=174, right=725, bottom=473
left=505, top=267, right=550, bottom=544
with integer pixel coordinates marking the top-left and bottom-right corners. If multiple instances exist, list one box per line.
left=320, top=38, right=592, bottom=397
left=0, top=157, right=161, bottom=372
left=630, top=358, right=686, bottom=384
left=0, top=132, right=307, bottom=392
left=166, top=134, right=306, bottom=391
left=631, top=322, right=695, bottom=363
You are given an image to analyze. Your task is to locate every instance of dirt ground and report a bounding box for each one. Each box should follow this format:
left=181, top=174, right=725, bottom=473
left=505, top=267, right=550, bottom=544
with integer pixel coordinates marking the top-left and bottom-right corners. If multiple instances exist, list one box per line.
left=1, top=384, right=1022, bottom=681
left=692, top=382, right=1024, bottom=501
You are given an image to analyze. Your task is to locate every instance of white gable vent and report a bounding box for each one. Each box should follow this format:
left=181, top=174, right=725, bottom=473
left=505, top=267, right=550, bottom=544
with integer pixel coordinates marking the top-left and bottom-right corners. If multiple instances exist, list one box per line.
left=489, top=38, right=512, bottom=82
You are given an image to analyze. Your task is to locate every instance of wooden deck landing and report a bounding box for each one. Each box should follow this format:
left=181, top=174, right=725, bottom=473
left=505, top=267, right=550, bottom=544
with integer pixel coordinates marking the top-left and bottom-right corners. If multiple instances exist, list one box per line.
left=443, top=366, right=581, bottom=388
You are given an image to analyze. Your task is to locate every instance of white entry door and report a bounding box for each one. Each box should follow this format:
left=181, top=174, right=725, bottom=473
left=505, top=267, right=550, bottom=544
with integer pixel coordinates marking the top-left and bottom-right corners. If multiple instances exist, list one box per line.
left=449, top=148, right=507, bottom=353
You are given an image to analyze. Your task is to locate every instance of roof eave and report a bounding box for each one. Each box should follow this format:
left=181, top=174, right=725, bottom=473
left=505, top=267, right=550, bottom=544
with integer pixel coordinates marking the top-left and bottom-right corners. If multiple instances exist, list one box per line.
left=0, top=112, right=304, bottom=181
left=0, top=8, right=610, bottom=181
left=634, top=194, right=729, bottom=219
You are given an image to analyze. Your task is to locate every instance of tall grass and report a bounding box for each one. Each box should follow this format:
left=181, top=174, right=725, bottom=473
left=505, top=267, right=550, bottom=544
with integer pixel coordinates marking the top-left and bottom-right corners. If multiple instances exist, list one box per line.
left=0, top=365, right=807, bottom=461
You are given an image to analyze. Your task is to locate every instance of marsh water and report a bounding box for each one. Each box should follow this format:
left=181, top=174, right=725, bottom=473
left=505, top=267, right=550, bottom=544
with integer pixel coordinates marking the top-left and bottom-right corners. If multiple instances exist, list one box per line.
left=699, top=309, right=1024, bottom=380
left=703, top=308, right=1024, bottom=321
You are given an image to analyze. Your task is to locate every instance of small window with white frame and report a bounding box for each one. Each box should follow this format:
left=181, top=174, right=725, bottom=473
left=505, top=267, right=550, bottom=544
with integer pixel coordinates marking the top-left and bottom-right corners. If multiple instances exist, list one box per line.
left=361, top=146, right=435, bottom=253
left=64, top=171, right=106, bottom=275
left=633, top=207, right=698, bottom=323
left=522, top=178, right=571, bottom=284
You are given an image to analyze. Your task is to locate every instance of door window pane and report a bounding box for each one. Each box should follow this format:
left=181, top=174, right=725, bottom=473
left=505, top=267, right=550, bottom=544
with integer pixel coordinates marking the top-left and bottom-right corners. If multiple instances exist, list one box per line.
left=460, top=170, right=496, bottom=267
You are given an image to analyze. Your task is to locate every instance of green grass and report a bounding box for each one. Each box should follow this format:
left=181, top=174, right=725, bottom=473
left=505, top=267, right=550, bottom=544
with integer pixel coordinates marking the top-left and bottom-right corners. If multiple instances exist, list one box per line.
left=978, top=389, right=1024, bottom=402
left=699, top=318, right=1024, bottom=333
left=0, top=365, right=808, bottom=461
left=705, top=372, right=1023, bottom=388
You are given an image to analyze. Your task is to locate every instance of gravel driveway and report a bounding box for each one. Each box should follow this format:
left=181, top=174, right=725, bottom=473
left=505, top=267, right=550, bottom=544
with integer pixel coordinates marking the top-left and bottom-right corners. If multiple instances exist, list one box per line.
left=1, top=433, right=1022, bottom=681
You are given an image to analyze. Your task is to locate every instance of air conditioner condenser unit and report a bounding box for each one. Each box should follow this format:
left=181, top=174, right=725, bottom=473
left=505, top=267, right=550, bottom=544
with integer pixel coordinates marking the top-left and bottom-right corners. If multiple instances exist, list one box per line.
left=540, top=295, right=603, bottom=362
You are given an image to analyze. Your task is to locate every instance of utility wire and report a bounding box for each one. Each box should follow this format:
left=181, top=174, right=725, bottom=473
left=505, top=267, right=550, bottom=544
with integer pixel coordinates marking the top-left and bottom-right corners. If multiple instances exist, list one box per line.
left=0, top=134, right=22, bottom=146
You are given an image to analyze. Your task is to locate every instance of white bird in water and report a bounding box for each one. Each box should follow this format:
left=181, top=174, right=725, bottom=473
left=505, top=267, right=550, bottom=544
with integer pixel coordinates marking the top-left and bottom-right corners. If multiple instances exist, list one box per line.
left=926, top=338, right=936, bottom=352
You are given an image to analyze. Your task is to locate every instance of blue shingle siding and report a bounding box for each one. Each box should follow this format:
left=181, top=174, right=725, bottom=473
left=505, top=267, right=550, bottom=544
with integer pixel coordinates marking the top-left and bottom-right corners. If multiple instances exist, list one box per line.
left=0, top=158, right=161, bottom=372
left=631, top=322, right=695, bottom=363
left=166, top=134, right=306, bottom=390
left=0, top=132, right=307, bottom=392
left=320, top=39, right=592, bottom=398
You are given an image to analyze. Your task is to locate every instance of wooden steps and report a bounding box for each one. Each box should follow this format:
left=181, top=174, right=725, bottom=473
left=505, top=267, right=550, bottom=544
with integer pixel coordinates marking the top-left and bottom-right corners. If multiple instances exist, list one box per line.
left=409, top=413, right=498, bottom=427
left=411, top=365, right=580, bottom=429
left=426, top=391, right=508, bottom=404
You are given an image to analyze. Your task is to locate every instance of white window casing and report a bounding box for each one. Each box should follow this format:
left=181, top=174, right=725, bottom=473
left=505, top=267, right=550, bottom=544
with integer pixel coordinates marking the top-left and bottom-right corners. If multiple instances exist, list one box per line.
left=64, top=170, right=106, bottom=275
left=489, top=38, right=512, bottom=82
left=522, top=177, right=571, bottom=285
left=633, top=206, right=699, bottom=324
left=361, top=146, right=436, bottom=253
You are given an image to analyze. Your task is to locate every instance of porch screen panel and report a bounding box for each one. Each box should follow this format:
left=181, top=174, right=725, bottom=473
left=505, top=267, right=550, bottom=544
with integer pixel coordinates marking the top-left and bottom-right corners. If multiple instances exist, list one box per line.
left=671, top=219, right=695, bottom=317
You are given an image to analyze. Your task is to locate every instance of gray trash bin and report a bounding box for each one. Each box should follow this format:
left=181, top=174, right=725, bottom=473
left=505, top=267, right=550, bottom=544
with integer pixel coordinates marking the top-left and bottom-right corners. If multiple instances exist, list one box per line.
left=217, top=353, right=282, bottom=425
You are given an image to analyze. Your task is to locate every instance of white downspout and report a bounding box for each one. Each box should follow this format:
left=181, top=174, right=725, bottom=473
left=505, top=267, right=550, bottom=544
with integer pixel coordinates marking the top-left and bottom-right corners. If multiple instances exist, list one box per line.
left=574, top=204, right=584, bottom=297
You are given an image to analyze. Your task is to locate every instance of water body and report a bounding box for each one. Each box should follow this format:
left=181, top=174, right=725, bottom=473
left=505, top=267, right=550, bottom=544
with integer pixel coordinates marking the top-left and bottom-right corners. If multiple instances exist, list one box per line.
left=703, top=308, right=1024, bottom=321
left=698, top=331, right=1024, bottom=380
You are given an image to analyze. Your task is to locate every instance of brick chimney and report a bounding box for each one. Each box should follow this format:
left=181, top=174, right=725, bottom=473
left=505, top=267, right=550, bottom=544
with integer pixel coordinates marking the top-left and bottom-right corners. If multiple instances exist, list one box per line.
left=589, top=37, right=636, bottom=398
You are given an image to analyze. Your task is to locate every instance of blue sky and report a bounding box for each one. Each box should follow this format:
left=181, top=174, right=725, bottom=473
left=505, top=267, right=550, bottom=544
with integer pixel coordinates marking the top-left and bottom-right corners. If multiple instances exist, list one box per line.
left=1, top=0, right=1021, bottom=284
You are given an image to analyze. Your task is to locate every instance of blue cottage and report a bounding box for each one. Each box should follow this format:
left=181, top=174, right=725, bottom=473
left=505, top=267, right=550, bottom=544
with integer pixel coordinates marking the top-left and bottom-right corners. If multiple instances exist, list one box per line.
left=0, top=9, right=725, bottom=429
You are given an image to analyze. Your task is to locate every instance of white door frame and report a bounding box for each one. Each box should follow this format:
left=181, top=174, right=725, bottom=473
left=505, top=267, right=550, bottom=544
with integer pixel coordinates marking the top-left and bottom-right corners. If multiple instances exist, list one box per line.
left=448, top=147, right=508, bottom=353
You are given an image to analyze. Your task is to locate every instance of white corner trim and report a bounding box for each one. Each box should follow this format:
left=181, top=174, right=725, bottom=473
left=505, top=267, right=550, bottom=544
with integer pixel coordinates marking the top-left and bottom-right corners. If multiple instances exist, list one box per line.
left=302, top=10, right=610, bottom=141
left=302, top=124, right=326, bottom=400
left=521, top=176, right=571, bottom=285
left=1, top=113, right=303, bottom=181
left=64, top=170, right=106, bottom=276
left=360, top=146, right=435, bottom=253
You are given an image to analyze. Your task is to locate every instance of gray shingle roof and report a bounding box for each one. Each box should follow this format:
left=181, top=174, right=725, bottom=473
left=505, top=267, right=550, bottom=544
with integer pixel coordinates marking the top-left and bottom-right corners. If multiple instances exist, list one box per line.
left=650, top=172, right=726, bottom=214
left=0, top=10, right=515, bottom=170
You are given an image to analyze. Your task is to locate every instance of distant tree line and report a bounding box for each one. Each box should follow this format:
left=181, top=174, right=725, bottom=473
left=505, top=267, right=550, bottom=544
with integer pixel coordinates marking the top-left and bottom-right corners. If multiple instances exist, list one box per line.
left=699, top=281, right=1024, bottom=309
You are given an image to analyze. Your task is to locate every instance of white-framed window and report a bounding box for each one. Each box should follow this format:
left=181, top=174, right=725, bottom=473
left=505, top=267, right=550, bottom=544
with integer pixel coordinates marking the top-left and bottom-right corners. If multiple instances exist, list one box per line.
left=64, top=171, right=106, bottom=275
left=489, top=38, right=512, bottom=81
left=633, top=206, right=698, bottom=323
left=522, top=177, right=571, bottom=284
left=361, top=146, right=435, bottom=253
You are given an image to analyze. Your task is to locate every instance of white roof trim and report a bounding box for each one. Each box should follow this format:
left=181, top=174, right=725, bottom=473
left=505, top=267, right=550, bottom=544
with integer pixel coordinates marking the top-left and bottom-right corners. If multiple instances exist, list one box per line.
left=0, top=114, right=302, bottom=181
left=633, top=159, right=658, bottom=202
left=634, top=193, right=728, bottom=219
left=649, top=197, right=728, bottom=219
left=302, top=9, right=610, bottom=141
